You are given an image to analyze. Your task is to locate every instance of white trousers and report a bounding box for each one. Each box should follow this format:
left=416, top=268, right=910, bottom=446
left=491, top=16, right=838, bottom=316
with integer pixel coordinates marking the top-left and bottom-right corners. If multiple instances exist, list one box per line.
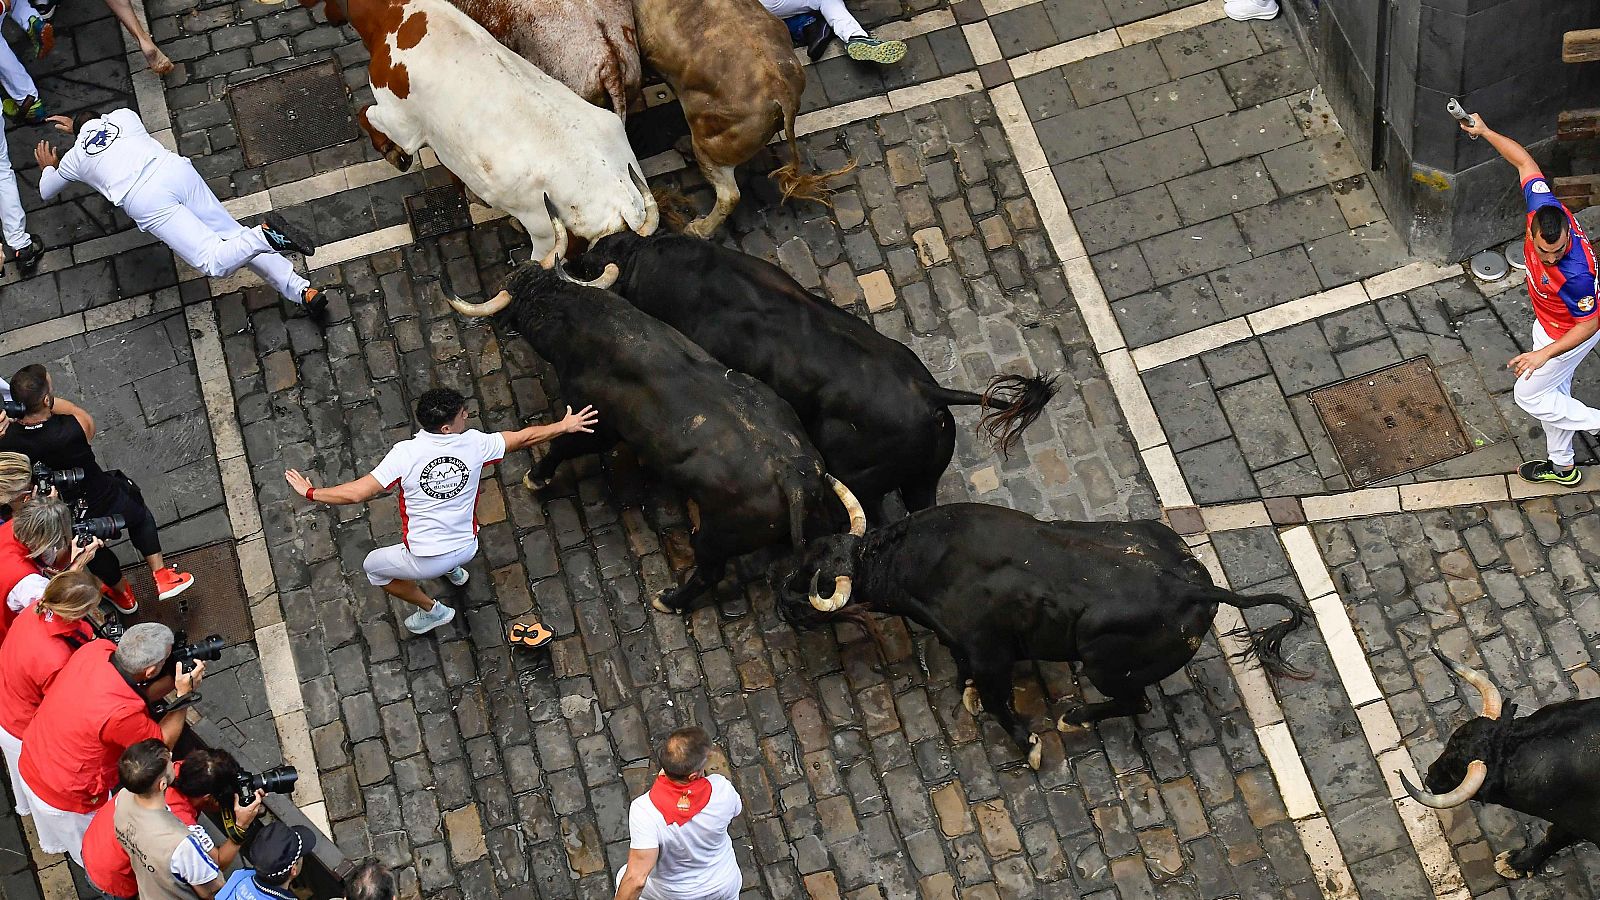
left=616, top=864, right=742, bottom=900
left=363, top=540, right=477, bottom=586
left=120, top=156, right=309, bottom=302
left=760, top=0, right=867, bottom=40
left=0, top=723, right=28, bottom=816
left=1514, top=321, right=1600, bottom=468
left=0, top=113, right=28, bottom=252
left=0, top=35, right=36, bottom=107
left=17, top=776, right=94, bottom=865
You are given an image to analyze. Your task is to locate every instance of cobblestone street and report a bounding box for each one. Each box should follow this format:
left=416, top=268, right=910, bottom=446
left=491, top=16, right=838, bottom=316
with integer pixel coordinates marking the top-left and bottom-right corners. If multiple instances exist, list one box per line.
left=2, top=0, right=1599, bottom=899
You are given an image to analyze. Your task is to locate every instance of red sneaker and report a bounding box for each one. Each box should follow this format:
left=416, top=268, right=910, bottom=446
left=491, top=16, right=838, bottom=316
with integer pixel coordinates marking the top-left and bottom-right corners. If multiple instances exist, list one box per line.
left=154, top=567, right=194, bottom=601
left=104, top=585, right=137, bottom=615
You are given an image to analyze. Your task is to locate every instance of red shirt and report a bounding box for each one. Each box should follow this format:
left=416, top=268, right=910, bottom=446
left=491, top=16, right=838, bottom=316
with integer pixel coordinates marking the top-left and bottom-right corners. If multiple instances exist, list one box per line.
left=0, top=606, right=93, bottom=738
left=82, top=769, right=201, bottom=897
left=1522, top=173, right=1599, bottom=339
left=19, top=640, right=161, bottom=813
left=0, top=521, right=44, bottom=648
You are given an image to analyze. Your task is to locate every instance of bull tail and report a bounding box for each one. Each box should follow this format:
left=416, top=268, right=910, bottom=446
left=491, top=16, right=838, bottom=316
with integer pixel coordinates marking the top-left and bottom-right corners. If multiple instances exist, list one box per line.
left=924, top=374, right=1059, bottom=456
left=769, top=100, right=854, bottom=206
left=1198, top=585, right=1312, bottom=679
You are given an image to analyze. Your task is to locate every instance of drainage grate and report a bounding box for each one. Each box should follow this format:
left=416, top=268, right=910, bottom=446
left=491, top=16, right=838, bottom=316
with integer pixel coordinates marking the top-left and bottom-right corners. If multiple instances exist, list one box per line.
left=1309, top=357, right=1473, bottom=486
left=406, top=183, right=472, bottom=240
left=228, top=59, right=359, bottom=168
left=117, top=541, right=255, bottom=646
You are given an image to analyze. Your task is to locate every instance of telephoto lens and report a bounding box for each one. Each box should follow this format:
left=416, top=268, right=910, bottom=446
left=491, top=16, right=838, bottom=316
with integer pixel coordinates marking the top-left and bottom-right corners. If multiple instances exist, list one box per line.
left=234, top=765, right=298, bottom=805
left=74, top=515, right=125, bottom=542
left=173, top=634, right=226, bottom=665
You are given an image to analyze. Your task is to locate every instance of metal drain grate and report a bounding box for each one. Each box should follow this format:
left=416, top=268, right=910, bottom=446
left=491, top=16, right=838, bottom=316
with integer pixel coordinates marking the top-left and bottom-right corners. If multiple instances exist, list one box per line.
left=228, top=59, right=359, bottom=168
left=1309, top=357, right=1472, bottom=486
left=406, top=183, right=472, bottom=240
left=117, top=541, right=255, bottom=646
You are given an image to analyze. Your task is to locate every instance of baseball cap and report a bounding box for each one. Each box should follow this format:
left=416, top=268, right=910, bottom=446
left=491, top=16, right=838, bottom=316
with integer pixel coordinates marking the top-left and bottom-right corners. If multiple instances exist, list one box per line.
left=250, top=821, right=317, bottom=882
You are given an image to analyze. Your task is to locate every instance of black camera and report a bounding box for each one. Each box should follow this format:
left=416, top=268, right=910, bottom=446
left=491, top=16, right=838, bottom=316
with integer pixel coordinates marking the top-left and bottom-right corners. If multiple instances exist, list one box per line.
left=171, top=632, right=225, bottom=671
left=72, top=514, right=123, bottom=547
left=230, top=766, right=298, bottom=807
left=2, top=399, right=23, bottom=418
left=33, top=461, right=85, bottom=491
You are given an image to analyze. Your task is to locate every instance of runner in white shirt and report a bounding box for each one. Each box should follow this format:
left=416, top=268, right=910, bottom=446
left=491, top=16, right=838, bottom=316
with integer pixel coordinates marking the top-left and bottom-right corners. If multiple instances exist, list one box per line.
left=616, top=727, right=744, bottom=900
left=33, top=110, right=333, bottom=324
left=285, top=387, right=597, bottom=637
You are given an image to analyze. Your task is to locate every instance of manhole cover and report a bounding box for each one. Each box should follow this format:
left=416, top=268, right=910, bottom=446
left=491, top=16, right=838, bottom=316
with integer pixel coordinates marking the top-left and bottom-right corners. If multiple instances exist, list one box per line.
left=228, top=59, right=359, bottom=168
left=116, top=541, right=255, bottom=646
left=1308, top=358, right=1473, bottom=486
left=405, top=183, right=472, bottom=240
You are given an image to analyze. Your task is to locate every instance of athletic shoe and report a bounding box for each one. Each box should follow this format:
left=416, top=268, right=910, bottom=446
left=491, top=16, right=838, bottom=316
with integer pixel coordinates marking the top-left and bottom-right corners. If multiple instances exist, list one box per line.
left=301, top=287, right=330, bottom=325
left=12, top=238, right=42, bottom=277
left=445, top=566, right=469, bottom=587
left=261, top=213, right=317, bottom=256
left=404, top=601, right=456, bottom=634
left=104, top=585, right=137, bottom=615
left=154, top=567, right=194, bottom=600
left=32, top=0, right=54, bottom=20
left=846, top=36, right=907, bottom=65
left=26, top=17, right=52, bottom=57
left=3, top=95, right=45, bottom=126
left=1518, top=459, right=1583, bottom=487
left=1224, top=0, right=1280, bottom=20
left=802, top=17, right=834, bottom=60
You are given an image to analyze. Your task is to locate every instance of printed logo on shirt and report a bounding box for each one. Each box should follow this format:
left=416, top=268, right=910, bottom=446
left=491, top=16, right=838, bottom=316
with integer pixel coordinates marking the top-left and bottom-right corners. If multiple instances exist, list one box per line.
left=1581, top=296, right=1596, bottom=313
left=418, top=456, right=471, bottom=500
left=1531, top=181, right=1552, bottom=194
left=82, top=122, right=120, bottom=156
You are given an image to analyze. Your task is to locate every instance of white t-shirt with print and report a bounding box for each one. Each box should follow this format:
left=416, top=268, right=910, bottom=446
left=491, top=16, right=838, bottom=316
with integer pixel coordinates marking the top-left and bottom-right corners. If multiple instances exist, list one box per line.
left=370, top=429, right=505, bottom=556
left=625, top=774, right=743, bottom=900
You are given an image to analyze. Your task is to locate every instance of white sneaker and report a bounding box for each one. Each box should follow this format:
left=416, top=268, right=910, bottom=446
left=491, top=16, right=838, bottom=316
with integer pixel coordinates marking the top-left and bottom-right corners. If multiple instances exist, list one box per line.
left=403, top=602, right=456, bottom=634
left=445, top=566, right=469, bottom=587
left=1224, top=0, right=1279, bottom=20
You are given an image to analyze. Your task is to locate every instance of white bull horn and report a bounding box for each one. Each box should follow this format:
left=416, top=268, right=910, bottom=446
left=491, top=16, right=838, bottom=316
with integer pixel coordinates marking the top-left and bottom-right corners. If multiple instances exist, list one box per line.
left=807, top=569, right=852, bottom=613
left=540, top=195, right=569, bottom=268
left=631, top=168, right=659, bottom=236
left=554, top=261, right=621, bottom=291
left=1398, top=760, right=1488, bottom=809
left=1434, top=648, right=1503, bottom=720
left=447, top=290, right=512, bottom=318
left=827, top=475, right=867, bottom=537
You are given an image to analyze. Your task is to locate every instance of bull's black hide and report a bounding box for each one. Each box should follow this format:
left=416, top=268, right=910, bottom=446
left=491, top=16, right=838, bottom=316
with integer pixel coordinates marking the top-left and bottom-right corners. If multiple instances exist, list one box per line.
left=583, top=232, right=1056, bottom=522
left=452, top=264, right=855, bottom=612
left=780, top=503, right=1309, bottom=768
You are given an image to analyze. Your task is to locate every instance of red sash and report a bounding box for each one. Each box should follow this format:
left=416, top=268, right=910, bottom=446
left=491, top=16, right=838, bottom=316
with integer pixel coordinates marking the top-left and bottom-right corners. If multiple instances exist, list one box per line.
left=649, top=774, right=711, bottom=826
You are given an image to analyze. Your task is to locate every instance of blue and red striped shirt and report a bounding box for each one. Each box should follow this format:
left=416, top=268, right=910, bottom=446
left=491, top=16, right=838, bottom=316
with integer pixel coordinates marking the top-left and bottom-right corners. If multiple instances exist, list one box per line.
left=1522, top=173, right=1598, bottom=339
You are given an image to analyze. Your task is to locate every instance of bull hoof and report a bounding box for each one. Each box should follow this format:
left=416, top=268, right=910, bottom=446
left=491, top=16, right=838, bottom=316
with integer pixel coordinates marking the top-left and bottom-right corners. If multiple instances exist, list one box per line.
left=1026, top=734, right=1042, bottom=771
left=650, top=592, right=681, bottom=615
left=684, top=217, right=715, bottom=239
left=1494, top=851, right=1528, bottom=880
left=1056, top=715, right=1090, bottom=733
left=383, top=146, right=414, bottom=172
left=522, top=471, right=553, bottom=492
left=962, top=684, right=982, bottom=717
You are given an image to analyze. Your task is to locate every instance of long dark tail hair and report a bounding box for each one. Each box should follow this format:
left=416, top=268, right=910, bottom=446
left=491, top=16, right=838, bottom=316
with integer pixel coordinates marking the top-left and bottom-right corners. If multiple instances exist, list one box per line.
left=1193, top=585, right=1312, bottom=679
left=924, top=374, right=1058, bottom=456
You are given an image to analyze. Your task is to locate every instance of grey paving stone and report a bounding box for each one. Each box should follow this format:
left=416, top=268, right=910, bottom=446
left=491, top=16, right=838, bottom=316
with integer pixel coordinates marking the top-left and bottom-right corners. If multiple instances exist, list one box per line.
left=1207, top=246, right=1324, bottom=316
left=1091, top=244, right=1156, bottom=301
left=1219, top=376, right=1310, bottom=469
left=1145, top=358, right=1232, bottom=452
left=1261, top=134, right=1366, bottom=195
left=1016, top=69, right=1077, bottom=122
left=1336, top=338, right=1403, bottom=378
left=989, top=2, right=1058, bottom=57
left=1220, top=48, right=1317, bottom=108
left=1139, top=215, right=1253, bottom=286
left=1128, top=71, right=1237, bottom=136
left=1062, top=41, right=1169, bottom=107
left=1192, top=98, right=1303, bottom=167
left=1165, top=157, right=1278, bottom=225
left=1153, top=18, right=1264, bottom=80
left=1201, top=340, right=1272, bottom=388
left=1112, top=275, right=1229, bottom=346
left=1235, top=186, right=1350, bottom=257
left=1178, top=438, right=1259, bottom=503
left=1074, top=184, right=1181, bottom=254
left=1261, top=322, right=1346, bottom=394
left=1305, top=221, right=1410, bottom=288
left=1034, top=97, right=1144, bottom=163
left=1042, top=0, right=1116, bottom=43
left=1051, top=156, right=1118, bottom=209
left=1320, top=306, right=1389, bottom=352
left=1096, top=126, right=1210, bottom=195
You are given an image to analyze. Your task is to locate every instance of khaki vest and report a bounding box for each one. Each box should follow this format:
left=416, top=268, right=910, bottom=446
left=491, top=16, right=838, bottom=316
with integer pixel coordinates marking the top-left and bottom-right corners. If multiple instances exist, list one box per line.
left=112, top=789, right=203, bottom=900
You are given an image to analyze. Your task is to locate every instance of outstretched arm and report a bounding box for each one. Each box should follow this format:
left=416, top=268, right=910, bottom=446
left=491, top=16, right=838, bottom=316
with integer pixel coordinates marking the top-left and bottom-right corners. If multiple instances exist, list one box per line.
left=501, top=405, right=600, bottom=453
left=284, top=470, right=386, bottom=505
left=612, top=848, right=659, bottom=900
left=51, top=397, right=95, bottom=442
left=1460, top=114, right=1541, bottom=182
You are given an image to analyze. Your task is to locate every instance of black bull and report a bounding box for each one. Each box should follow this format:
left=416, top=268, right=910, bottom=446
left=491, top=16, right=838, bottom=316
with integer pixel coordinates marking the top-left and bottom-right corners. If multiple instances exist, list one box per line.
left=780, top=503, right=1309, bottom=769
left=582, top=232, right=1057, bottom=521
left=1402, top=650, right=1600, bottom=880
left=447, top=264, right=868, bottom=613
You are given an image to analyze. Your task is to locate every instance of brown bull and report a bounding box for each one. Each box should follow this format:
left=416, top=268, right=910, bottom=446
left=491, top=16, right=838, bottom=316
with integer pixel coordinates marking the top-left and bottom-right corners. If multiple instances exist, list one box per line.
left=633, top=0, right=840, bottom=236
left=448, top=0, right=641, bottom=117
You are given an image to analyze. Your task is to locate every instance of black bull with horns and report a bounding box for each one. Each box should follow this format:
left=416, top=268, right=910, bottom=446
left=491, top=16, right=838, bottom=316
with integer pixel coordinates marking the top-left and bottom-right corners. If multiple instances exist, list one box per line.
left=1401, top=649, right=1600, bottom=880
left=580, top=232, right=1057, bottom=522
left=447, top=263, right=867, bottom=613
left=778, top=503, right=1310, bottom=769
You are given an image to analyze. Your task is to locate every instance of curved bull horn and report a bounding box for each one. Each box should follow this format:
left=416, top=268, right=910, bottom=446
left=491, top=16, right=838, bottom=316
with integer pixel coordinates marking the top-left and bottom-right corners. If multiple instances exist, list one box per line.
left=826, top=475, right=866, bottom=537
left=631, top=168, right=659, bottom=236
left=540, top=195, right=570, bottom=269
left=1398, top=760, right=1488, bottom=809
left=554, top=261, right=621, bottom=291
left=808, top=568, right=852, bottom=613
left=1433, top=648, right=1503, bottom=720
left=448, top=290, right=512, bottom=318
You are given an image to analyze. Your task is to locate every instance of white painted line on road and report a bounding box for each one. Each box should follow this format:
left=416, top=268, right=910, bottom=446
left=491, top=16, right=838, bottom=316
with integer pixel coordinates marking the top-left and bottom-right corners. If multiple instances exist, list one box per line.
left=964, top=20, right=1003, bottom=66
left=1301, top=487, right=1401, bottom=521
left=989, top=82, right=1050, bottom=174
left=1102, top=348, right=1165, bottom=450
left=1309, top=593, right=1383, bottom=706
left=1131, top=317, right=1252, bottom=371
left=794, top=96, right=894, bottom=136
left=1246, top=282, right=1370, bottom=335
left=1280, top=526, right=1337, bottom=598
left=888, top=71, right=983, bottom=113
left=1399, top=475, right=1509, bottom=511
left=1007, top=29, right=1121, bottom=80
left=1199, top=499, right=1270, bottom=532
left=1116, top=0, right=1227, bottom=44
left=1364, top=260, right=1464, bottom=301
left=1141, top=443, right=1195, bottom=508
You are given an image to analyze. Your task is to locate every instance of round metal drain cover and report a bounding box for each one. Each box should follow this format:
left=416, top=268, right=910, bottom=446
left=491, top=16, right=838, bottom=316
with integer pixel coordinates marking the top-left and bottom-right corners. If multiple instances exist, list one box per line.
left=1505, top=240, right=1526, bottom=271
left=1472, top=250, right=1509, bottom=281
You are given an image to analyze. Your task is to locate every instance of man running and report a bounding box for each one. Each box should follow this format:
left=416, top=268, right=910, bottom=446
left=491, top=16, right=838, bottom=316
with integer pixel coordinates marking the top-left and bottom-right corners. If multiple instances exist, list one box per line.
left=285, top=388, right=598, bottom=638
left=1461, top=113, right=1600, bottom=486
left=33, top=110, right=333, bottom=323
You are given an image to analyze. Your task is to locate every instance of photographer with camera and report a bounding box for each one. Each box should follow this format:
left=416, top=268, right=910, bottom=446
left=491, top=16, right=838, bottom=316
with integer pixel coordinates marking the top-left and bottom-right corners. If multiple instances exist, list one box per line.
left=83, top=747, right=272, bottom=899
left=16, top=621, right=201, bottom=864
left=215, top=820, right=317, bottom=900
left=0, top=495, right=102, bottom=648
left=0, top=570, right=99, bottom=818
left=0, top=364, right=194, bottom=614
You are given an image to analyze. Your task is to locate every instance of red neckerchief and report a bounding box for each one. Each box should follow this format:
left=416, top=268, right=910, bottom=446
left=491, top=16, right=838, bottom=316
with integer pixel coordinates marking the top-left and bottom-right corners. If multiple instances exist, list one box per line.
left=649, top=773, right=711, bottom=826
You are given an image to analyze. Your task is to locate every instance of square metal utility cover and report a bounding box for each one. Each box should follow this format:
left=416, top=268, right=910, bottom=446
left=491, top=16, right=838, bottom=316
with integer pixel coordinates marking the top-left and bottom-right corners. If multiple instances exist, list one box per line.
left=118, top=541, right=255, bottom=646
left=228, top=59, right=359, bottom=168
left=406, top=183, right=472, bottom=240
left=1309, top=358, right=1473, bottom=486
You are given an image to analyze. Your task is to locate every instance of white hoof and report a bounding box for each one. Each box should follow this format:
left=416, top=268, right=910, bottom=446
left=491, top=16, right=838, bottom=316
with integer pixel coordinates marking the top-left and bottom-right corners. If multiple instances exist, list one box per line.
left=523, top=471, right=552, bottom=491
left=1494, top=850, right=1527, bottom=880
left=1057, top=715, right=1088, bottom=733
left=962, top=685, right=982, bottom=717
left=650, top=593, right=676, bottom=615
left=1026, top=734, right=1042, bottom=771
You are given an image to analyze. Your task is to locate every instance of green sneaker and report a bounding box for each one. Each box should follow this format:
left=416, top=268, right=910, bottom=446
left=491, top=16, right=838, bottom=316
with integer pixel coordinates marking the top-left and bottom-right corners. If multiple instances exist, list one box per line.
left=1518, top=460, right=1583, bottom=487
left=846, top=36, right=907, bottom=65
left=26, top=16, right=53, bottom=58
left=3, top=95, right=45, bottom=126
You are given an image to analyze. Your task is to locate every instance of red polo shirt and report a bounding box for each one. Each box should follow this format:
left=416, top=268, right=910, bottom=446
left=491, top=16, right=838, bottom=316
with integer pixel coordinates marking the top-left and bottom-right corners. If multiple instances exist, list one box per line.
left=0, top=606, right=94, bottom=738
left=19, top=639, right=161, bottom=813
left=0, top=520, right=44, bottom=648
left=82, top=767, right=201, bottom=897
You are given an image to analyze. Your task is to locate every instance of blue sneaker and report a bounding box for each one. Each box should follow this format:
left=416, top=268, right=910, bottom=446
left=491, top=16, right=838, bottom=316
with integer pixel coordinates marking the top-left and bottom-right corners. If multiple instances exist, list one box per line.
left=403, top=601, right=455, bottom=634
left=445, top=566, right=469, bottom=587
left=261, top=213, right=316, bottom=256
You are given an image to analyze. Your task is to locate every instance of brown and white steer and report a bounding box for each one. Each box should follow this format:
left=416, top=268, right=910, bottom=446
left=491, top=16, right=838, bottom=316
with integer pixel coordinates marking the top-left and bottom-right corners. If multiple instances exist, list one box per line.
left=302, top=0, right=656, bottom=259
left=633, top=0, right=841, bottom=236
left=447, top=0, right=640, bottom=118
